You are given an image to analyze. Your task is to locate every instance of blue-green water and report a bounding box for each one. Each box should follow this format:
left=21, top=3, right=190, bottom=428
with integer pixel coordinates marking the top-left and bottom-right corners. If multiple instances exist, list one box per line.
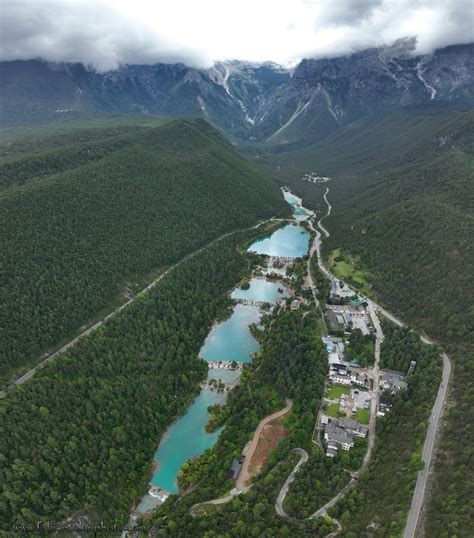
left=207, top=368, right=242, bottom=384
left=284, top=191, right=300, bottom=206
left=151, top=389, right=226, bottom=494
left=294, top=206, right=311, bottom=216
left=139, top=196, right=303, bottom=501
left=231, top=278, right=288, bottom=303
left=248, top=224, right=310, bottom=258
left=199, top=304, right=261, bottom=363
left=283, top=190, right=312, bottom=218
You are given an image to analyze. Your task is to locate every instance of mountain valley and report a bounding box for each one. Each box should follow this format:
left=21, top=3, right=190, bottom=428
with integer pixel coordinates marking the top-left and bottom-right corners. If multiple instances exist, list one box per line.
left=0, top=31, right=473, bottom=538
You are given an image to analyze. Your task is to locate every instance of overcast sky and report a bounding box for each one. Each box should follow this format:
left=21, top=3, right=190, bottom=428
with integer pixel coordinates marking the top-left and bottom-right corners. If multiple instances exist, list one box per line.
left=0, top=0, right=472, bottom=71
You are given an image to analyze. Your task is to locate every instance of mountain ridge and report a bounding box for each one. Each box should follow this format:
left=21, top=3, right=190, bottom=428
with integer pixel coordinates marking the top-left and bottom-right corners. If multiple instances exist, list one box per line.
left=1, top=42, right=472, bottom=144
left=0, top=117, right=289, bottom=384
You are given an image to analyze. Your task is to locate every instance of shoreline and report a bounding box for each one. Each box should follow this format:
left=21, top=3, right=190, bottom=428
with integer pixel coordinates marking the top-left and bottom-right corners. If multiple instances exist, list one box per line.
left=132, top=193, right=303, bottom=521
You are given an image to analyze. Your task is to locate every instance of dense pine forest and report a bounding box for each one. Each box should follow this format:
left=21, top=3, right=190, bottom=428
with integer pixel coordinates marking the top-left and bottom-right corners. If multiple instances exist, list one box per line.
left=0, top=223, right=277, bottom=528
left=0, top=104, right=471, bottom=535
left=145, top=308, right=337, bottom=535
left=251, top=108, right=473, bottom=348
left=0, top=117, right=289, bottom=384
left=247, top=107, right=474, bottom=534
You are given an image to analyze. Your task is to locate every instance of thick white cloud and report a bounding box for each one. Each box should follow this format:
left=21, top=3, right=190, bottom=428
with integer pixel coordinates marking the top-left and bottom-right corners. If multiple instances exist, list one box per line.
left=0, top=0, right=472, bottom=70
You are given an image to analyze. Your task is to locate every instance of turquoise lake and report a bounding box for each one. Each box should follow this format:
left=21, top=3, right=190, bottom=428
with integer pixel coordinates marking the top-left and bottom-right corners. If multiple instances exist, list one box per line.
left=247, top=224, right=310, bottom=258
left=283, top=191, right=301, bottom=207
left=231, top=278, right=289, bottom=303
left=137, top=192, right=304, bottom=503
left=294, top=206, right=312, bottom=217
left=199, top=304, right=261, bottom=363
left=151, top=389, right=226, bottom=494
left=283, top=190, right=312, bottom=218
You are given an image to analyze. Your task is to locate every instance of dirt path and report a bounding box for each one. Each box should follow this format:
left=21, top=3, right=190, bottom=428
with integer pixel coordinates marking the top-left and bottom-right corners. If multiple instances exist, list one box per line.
left=236, top=398, right=293, bottom=491
left=189, top=399, right=293, bottom=518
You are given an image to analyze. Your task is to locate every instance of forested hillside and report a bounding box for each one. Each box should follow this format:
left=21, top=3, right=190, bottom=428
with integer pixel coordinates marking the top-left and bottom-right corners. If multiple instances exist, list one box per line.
left=0, top=224, right=271, bottom=527
left=0, top=117, right=289, bottom=384
left=250, top=108, right=473, bottom=347
left=248, top=107, right=474, bottom=535
left=145, top=308, right=333, bottom=536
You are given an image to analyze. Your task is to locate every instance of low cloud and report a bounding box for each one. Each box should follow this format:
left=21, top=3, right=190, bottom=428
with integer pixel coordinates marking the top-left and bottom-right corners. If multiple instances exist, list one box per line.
left=0, top=0, right=472, bottom=71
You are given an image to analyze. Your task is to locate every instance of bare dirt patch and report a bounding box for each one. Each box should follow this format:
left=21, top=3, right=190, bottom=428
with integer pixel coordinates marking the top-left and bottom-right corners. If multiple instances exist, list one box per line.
left=247, top=418, right=290, bottom=479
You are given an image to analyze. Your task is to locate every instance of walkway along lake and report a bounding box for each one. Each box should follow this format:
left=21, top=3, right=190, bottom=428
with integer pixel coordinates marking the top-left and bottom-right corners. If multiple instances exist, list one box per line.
left=135, top=194, right=310, bottom=514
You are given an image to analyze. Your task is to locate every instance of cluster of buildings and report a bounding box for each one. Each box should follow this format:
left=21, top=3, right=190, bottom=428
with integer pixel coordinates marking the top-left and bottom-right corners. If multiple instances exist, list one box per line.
left=323, top=417, right=368, bottom=456
left=326, top=303, right=371, bottom=335
left=320, top=334, right=372, bottom=456
left=302, top=172, right=331, bottom=183
left=323, top=335, right=369, bottom=388
left=318, top=275, right=415, bottom=457
left=329, top=362, right=369, bottom=388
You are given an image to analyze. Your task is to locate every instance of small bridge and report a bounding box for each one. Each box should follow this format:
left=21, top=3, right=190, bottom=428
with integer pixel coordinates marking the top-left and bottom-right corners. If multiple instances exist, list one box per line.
left=234, top=299, right=270, bottom=306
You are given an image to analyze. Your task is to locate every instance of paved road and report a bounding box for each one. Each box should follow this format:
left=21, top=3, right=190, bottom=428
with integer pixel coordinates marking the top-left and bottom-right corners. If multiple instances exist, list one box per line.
left=8, top=217, right=276, bottom=392
left=275, top=448, right=309, bottom=517
left=317, top=187, right=331, bottom=238
left=303, top=188, right=451, bottom=533
left=189, top=399, right=293, bottom=517
left=403, top=352, right=451, bottom=538
left=310, top=477, right=358, bottom=519
left=189, top=486, right=251, bottom=518
left=363, top=303, right=382, bottom=470
left=236, top=399, right=293, bottom=490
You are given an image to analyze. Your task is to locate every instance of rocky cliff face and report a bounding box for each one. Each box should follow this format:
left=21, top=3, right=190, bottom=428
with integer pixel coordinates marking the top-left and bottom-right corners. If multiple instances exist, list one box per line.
left=254, top=41, right=474, bottom=144
left=0, top=60, right=255, bottom=139
left=0, top=41, right=472, bottom=144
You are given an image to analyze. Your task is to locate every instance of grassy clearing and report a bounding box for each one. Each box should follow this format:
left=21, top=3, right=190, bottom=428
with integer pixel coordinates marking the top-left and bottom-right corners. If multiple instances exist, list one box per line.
left=355, top=408, right=370, bottom=425
left=327, top=248, right=372, bottom=291
left=325, top=403, right=341, bottom=418
left=327, top=384, right=351, bottom=400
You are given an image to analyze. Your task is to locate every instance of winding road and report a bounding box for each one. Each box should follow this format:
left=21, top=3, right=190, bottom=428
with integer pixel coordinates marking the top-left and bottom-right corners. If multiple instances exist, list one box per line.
left=300, top=187, right=451, bottom=537
left=317, top=187, right=331, bottom=238
left=189, top=399, right=293, bottom=516
left=275, top=448, right=309, bottom=517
